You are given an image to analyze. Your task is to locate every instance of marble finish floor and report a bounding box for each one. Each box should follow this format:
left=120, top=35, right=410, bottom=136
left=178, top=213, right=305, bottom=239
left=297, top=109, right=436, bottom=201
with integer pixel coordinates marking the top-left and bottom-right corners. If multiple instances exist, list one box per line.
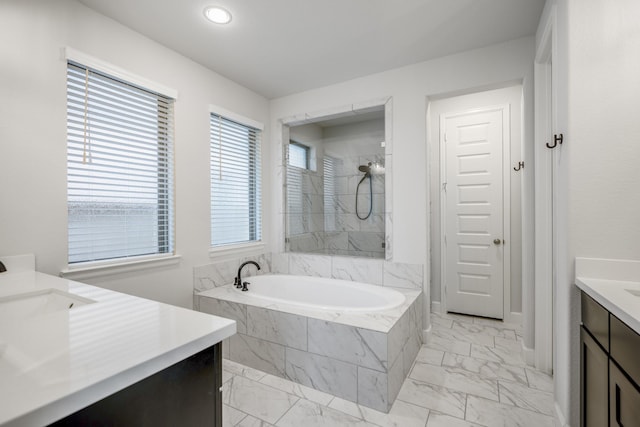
left=221, top=312, right=556, bottom=427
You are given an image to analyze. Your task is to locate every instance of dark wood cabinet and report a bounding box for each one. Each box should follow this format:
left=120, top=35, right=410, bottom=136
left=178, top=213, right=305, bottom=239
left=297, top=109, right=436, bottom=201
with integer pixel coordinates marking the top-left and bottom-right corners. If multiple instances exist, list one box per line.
left=609, top=360, right=640, bottom=427
left=51, top=343, right=223, bottom=427
left=580, top=326, right=609, bottom=427
left=581, top=292, right=640, bottom=427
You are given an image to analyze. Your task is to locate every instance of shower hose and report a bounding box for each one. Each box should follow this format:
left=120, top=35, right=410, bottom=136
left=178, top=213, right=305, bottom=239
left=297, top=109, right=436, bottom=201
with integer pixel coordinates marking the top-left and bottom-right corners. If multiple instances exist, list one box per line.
left=356, top=173, right=373, bottom=220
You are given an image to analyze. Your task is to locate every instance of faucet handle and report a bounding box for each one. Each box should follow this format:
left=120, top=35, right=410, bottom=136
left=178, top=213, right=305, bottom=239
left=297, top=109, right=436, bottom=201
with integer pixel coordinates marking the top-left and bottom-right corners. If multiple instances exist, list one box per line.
left=241, top=281, right=249, bottom=292
left=234, top=277, right=240, bottom=288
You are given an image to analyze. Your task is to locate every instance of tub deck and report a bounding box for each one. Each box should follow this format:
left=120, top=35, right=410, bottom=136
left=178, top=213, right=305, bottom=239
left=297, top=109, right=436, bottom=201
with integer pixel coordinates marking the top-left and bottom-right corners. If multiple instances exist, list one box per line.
left=196, top=283, right=422, bottom=413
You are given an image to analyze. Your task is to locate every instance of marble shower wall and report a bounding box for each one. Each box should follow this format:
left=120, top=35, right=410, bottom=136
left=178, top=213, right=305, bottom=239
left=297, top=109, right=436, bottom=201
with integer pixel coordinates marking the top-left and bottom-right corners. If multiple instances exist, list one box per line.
left=286, top=117, right=386, bottom=258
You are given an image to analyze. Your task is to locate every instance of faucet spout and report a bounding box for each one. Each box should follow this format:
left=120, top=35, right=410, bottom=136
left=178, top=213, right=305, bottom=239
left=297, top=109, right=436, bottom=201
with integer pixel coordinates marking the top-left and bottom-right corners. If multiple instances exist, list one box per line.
left=236, top=261, right=261, bottom=290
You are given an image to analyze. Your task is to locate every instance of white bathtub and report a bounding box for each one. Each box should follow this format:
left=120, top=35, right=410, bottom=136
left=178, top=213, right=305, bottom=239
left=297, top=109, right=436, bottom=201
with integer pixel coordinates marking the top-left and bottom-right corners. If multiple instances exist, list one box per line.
left=237, top=274, right=405, bottom=312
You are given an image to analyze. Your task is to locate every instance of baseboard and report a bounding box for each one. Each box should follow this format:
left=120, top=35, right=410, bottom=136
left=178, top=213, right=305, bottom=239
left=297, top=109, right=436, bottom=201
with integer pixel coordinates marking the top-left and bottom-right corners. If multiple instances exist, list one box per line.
left=555, top=402, right=569, bottom=427
left=521, top=341, right=535, bottom=366
left=422, top=324, right=432, bottom=344
left=505, top=310, right=522, bottom=325
left=431, top=301, right=441, bottom=314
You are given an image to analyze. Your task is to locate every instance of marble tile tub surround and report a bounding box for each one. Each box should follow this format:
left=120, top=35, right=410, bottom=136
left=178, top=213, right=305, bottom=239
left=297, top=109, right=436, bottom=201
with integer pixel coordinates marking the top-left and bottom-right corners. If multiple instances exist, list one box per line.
left=194, top=252, right=425, bottom=411
left=220, top=312, right=555, bottom=427
left=198, top=286, right=422, bottom=413
left=194, top=252, right=423, bottom=295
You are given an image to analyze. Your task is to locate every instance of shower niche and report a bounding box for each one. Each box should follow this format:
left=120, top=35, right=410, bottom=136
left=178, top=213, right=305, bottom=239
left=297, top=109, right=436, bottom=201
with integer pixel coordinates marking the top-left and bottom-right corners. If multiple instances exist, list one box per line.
left=282, top=99, right=392, bottom=259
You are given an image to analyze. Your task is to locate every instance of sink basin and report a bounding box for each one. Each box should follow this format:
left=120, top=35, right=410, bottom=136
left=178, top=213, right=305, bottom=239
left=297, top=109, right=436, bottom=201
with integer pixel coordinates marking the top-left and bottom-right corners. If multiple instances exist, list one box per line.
left=0, top=289, right=95, bottom=322
left=625, top=289, right=640, bottom=297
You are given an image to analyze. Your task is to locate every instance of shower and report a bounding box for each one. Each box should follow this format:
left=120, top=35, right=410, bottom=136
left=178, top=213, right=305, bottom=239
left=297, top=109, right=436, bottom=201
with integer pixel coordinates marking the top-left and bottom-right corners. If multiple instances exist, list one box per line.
left=356, top=161, right=385, bottom=220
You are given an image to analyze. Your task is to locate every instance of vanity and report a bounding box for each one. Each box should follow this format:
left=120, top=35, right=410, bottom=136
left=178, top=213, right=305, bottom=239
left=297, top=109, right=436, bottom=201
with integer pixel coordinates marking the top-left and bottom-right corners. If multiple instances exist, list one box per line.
left=576, top=258, right=640, bottom=427
left=0, top=255, right=236, bottom=426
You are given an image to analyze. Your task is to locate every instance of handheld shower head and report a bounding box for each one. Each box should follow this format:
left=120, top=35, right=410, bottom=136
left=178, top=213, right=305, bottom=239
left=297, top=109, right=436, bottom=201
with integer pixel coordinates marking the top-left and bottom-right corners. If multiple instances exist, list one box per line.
left=358, top=161, right=384, bottom=177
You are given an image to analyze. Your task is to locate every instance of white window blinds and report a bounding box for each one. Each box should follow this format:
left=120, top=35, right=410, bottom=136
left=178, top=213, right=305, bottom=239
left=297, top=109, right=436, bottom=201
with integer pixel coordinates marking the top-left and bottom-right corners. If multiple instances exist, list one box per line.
left=210, top=113, right=262, bottom=247
left=66, top=61, right=175, bottom=264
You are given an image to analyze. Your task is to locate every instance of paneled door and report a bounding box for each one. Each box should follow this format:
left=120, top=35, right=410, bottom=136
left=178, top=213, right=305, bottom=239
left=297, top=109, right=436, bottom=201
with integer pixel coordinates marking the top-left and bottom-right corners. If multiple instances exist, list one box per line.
left=442, top=106, right=507, bottom=319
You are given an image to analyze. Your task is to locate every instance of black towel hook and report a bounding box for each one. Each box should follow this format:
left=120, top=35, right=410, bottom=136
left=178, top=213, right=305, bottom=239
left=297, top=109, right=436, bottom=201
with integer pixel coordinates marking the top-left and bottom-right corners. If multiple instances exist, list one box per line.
left=513, top=161, right=524, bottom=172
left=546, top=133, right=564, bottom=149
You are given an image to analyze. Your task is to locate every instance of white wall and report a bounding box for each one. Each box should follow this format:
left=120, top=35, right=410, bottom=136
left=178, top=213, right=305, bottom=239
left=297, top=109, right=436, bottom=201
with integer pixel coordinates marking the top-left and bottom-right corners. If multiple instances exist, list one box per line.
left=0, top=0, right=269, bottom=308
left=269, top=37, right=535, bottom=340
left=548, top=0, right=640, bottom=424
left=269, top=37, right=535, bottom=265
left=428, top=85, right=524, bottom=318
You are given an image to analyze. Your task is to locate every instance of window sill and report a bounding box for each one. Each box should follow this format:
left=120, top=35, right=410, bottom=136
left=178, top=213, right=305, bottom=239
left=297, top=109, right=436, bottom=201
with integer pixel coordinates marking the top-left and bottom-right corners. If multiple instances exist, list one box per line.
left=208, top=242, right=266, bottom=262
left=60, top=254, right=182, bottom=281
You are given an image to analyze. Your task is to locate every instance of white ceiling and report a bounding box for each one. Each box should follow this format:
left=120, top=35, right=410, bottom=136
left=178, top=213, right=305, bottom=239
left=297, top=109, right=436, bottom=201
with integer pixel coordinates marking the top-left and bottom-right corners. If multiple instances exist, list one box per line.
left=78, top=0, right=545, bottom=99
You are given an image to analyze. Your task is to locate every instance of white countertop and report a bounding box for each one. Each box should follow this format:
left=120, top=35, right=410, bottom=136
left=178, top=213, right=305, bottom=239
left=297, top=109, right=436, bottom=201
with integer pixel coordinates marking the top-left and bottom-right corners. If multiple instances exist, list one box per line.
left=0, top=270, right=236, bottom=427
left=575, top=257, right=640, bottom=335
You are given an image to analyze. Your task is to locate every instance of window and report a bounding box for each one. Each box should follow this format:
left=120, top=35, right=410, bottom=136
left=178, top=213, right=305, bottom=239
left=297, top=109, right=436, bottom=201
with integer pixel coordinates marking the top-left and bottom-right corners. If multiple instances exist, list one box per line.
left=66, top=61, right=175, bottom=264
left=210, top=113, right=262, bottom=247
left=288, top=141, right=310, bottom=169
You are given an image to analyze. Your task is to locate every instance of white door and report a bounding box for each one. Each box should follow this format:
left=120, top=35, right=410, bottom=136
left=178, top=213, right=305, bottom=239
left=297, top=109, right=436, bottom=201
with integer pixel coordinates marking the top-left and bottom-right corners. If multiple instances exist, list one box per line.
left=443, top=106, right=507, bottom=319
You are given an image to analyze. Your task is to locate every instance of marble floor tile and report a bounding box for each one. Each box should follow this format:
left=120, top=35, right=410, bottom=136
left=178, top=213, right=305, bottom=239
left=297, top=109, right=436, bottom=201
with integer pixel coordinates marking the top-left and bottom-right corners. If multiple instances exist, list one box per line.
left=223, top=403, right=247, bottom=427
left=409, top=362, right=499, bottom=401
left=441, top=353, right=528, bottom=385
left=221, top=310, right=554, bottom=427
left=525, top=368, right=554, bottom=393
left=236, top=415, right=276, bottom=427
left=493, top=336, right=523, bottom=352
left=276, top=399, right=378, bottom=427
left=432, top=312, right=476, bottom=324
left=430, top=315, right=454, bottom=329
left=396, top=378, right=467, bottom=418
left=425, top=334, right=472, bottom=356
left=432, top=325, right=495, bottom=347
left=452, top=321, right=518, bottom=341
left=470, top=343, right=527, bottom=367
left=465, top=395, right=555, bottom=427
left=498, top=380, right=555, bottom=416
left=224, top=375, right=299, bottom=424
left=224, top=359, right=269, bottom=381
left=259, top=374, right=334, bottom=406
left=329, top=397, right=429, bottom=427
left=414, top=346, right=445, bottom=366
left=426, top=412, right=483, bottom=427
left=472, top=316, right=522, bottom=332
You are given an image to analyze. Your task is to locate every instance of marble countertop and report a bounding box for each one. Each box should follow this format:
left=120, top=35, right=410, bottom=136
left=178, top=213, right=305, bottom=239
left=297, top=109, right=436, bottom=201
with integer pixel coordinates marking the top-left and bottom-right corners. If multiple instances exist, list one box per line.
left=0, top=270, right=236, bottom=427
left=575, top=257, right=640, bottom=335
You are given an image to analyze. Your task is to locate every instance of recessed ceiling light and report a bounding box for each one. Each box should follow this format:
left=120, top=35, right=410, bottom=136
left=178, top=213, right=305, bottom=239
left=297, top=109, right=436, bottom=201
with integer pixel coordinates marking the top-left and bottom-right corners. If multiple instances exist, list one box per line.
left=204, top=6, right=232, bottom=24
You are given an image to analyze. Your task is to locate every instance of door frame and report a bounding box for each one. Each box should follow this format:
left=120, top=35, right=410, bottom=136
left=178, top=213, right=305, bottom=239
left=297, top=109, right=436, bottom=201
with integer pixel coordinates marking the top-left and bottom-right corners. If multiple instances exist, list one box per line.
left=440, top=104, right=512, bottom=321
left=533, top=4, right=556, bottom=374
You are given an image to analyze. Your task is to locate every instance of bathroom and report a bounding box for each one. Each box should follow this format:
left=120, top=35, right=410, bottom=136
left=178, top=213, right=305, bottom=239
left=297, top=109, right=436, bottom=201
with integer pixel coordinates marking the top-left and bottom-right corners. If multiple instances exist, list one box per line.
left=2, top=0, right=640, bottom=426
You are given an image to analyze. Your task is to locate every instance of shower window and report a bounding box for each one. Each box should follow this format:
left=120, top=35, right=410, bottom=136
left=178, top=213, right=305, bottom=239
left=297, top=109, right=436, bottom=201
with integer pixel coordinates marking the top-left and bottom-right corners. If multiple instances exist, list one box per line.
left=289, top=141, right=310, bottom=169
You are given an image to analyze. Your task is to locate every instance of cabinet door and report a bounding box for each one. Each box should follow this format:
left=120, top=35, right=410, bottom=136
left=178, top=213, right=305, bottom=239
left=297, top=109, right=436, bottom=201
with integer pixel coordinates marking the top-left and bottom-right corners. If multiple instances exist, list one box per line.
left=581, top=326, right=609, bottom=427
left=610, top=361, right=640, bottom=427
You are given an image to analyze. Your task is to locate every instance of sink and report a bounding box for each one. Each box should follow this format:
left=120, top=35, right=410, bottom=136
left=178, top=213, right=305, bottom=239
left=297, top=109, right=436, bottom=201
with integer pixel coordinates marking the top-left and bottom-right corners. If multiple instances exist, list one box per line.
left=0, top=289, right=95, bottom=322
left=625, top=289, right=640, bottom=297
